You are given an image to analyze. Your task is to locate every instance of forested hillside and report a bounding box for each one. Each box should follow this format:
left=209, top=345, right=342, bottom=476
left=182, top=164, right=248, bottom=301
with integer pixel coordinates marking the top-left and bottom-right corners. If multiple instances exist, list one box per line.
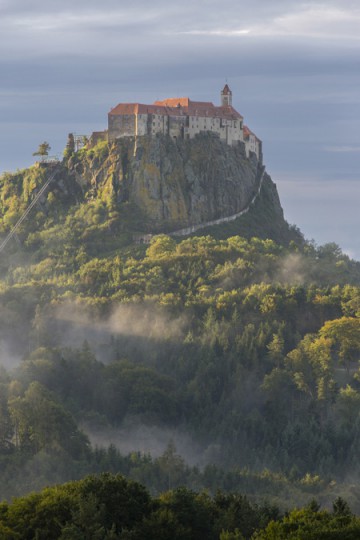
left=1, top=142, right=360, bottom=514
left=1, top=472, right=360, bottom=539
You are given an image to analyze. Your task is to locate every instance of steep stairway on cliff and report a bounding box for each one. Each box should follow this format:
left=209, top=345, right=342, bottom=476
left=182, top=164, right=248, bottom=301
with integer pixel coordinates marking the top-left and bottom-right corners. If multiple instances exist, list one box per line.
left=0, top=165, right=60, bottom=254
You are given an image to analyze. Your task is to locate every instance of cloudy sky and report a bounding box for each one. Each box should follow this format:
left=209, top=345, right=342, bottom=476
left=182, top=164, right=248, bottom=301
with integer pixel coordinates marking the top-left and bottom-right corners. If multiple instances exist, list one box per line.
left=1, top=0, right=360, bottom=257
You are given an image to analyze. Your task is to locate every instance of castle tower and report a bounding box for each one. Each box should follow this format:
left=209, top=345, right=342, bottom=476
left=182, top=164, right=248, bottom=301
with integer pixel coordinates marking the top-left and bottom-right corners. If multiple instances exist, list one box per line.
left=221, top=84, right=232, bottom=107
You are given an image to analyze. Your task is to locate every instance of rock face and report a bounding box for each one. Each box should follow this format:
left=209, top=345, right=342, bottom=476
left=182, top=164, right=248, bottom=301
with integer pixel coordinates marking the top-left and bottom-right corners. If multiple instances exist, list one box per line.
left=68, top=133, right=284, bottom=233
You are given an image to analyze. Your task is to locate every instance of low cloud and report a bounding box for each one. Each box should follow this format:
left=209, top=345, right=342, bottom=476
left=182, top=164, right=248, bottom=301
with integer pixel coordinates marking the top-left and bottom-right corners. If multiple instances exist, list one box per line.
left=278, top=253, right=306, bottom=285
left=2, top=1, right=360, bottom=63
left=0, top=340, right=22, bottom=370
left=251, top=6, right=360, bottom=40
left=85, top=422, right=204, bottom=466
left=53, top=301, right=187, bottom=353
left=170, top=4, right=360, bottom=42
left=323, top=146, right=360, bottom=153
left=177, top=29, right=250, bottom=36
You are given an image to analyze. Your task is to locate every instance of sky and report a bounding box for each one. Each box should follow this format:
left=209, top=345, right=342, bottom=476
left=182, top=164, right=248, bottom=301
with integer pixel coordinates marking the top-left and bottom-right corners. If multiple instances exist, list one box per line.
left=1, top=0, right=360, bottom=257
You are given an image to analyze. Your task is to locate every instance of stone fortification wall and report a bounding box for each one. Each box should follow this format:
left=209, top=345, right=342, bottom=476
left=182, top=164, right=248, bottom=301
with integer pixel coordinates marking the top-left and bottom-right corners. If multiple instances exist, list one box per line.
left=108, top=113, right=136, bottom=140
left=108, top=112, right=247, bottom=151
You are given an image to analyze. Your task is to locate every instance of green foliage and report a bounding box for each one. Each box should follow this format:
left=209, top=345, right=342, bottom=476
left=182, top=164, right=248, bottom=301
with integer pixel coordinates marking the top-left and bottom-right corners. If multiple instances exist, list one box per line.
left=1, top=473, right=359, bottom=539
left=146, top=235, right=177, bottom=259
left=33, top=142, right=51, bottom=158
left=0, top=473, right=281, bottom=539
left=2, top=152, right=360, bottom=512
left=1, top=232, right=360, bottom=492
left=63, top=133, right=75, bottom=159
left=254, top=501, right=360, bottom=539
left=8, top=381, right=89, bottom=457
left=0, top=473, right=150, bottom=539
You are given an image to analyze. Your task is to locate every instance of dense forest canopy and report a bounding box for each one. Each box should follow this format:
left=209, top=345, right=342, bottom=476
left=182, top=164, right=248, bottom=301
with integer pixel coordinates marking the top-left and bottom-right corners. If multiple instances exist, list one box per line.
left=1, top=472, right=360, bottom=539
left=1, top=144, right=360, bottom=520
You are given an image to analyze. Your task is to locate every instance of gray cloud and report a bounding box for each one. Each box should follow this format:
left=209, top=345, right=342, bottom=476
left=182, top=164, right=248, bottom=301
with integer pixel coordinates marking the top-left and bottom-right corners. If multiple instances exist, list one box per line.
left=1, top=0, right=360, bottom=257
left=2, top=1, right=360, bottom=61
left=324, top=146, right=360, bottom=153
left=276, top=176, right=360, bottom=255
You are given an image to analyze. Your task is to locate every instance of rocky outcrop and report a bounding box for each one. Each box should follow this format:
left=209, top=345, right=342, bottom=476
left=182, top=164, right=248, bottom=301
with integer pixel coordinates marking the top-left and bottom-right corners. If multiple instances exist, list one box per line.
left=67, top=133, right=284, bottom=234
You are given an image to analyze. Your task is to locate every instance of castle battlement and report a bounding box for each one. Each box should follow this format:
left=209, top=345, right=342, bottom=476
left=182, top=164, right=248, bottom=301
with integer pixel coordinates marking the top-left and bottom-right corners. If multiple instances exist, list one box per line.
left=107, top=85, right=262, bottom=161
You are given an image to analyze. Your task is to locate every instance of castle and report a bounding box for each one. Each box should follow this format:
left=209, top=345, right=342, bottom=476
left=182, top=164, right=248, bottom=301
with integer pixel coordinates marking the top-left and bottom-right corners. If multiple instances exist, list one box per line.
left=106, top=85, right=262, bottom=161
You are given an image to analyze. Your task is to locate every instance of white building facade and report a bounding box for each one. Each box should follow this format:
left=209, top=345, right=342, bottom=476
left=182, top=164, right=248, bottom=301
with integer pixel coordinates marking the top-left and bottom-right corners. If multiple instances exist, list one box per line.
left=108, top=85, right=262, bottom=161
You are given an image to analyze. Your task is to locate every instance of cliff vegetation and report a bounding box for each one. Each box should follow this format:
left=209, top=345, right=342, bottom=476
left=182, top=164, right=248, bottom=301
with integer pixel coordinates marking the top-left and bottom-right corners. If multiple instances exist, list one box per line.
left=1, top=136, right=360, bottom=520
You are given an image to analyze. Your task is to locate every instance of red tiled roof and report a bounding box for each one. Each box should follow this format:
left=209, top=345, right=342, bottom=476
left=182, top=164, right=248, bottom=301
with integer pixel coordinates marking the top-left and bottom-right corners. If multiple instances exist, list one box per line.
left=109, top=100, right=243, bottom=121
left=154, top=97, right=190, bottom=107
left=185, top=104, right=242, bottom=120
left=214, top=106, right=242, bottom=120
left=109, top=103, right=138, bottom=115
left=243, top=125, right=251, bottom=137
left=154, top=98, right=215, bottom=109
left=108, top=103, right=180, bottom=116
left=243, top=125, right=261, bottom=142
left=189, top=100, right=215, bottom=109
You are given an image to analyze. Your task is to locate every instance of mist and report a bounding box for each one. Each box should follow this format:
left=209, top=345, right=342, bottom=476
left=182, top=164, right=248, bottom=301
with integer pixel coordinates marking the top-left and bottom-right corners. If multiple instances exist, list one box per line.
left=0, top=339, right=22, bottom=370
left=47, top=301, right=188, bottom=364
left=277, top=253, right=306, bottom=285
left=56, top=301, right=186, bottom=340
left=84, top=422, right=206, bottom=467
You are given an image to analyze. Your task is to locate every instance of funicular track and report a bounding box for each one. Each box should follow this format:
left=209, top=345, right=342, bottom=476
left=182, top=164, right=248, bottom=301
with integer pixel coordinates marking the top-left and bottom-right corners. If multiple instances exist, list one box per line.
left=0, top=165, right=60, bottom=254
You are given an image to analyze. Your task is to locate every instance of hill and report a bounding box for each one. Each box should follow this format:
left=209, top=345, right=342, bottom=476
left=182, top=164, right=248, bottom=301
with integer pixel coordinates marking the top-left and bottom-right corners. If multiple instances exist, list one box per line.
left=1, top=136, right=360, bottom=511
left=0, top=134, right=301, bottom=265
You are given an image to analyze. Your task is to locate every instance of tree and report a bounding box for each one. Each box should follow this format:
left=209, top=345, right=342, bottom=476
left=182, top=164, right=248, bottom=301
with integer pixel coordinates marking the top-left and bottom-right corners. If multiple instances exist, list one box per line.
left=8, top=381, right=89, bottom=456
left=320, top=317, right=360, bottom=374
left=267, top=334, right=284, bottom=368
left=0, top=399, right=13, bottom=452
left=286, top=334, right=335, bottom=404
left=63, top=133, right=75, bottom=159
left=157, top=442, right=187, bottom=491
left=33, top=142, right=51, bottom=158
left=335, top=385, right=360, bottom=427
left=31, top=304, right=48, bottom=348
left=253, top=501, right=360, bottom=539
left=157, top=487, right=216, bottom=540
left=146, top=235, right=176, bottom=259
left=220, top=531, right=244, bottom=540
left=332, top=496, right=351, bottom=517
left=1, top=473, right=151, bottom=539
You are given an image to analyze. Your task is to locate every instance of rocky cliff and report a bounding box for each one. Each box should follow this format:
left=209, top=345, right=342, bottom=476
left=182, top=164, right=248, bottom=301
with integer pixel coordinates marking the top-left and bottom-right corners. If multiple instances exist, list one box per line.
left=67, top=133, right=285, bottom=235
left=0, top=133, right=297, bottom=255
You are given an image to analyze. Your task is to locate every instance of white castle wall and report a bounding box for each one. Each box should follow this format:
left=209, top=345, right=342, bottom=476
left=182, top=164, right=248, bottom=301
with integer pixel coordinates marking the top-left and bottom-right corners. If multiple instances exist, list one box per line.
left=108, top=87, right=261, bottom=160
